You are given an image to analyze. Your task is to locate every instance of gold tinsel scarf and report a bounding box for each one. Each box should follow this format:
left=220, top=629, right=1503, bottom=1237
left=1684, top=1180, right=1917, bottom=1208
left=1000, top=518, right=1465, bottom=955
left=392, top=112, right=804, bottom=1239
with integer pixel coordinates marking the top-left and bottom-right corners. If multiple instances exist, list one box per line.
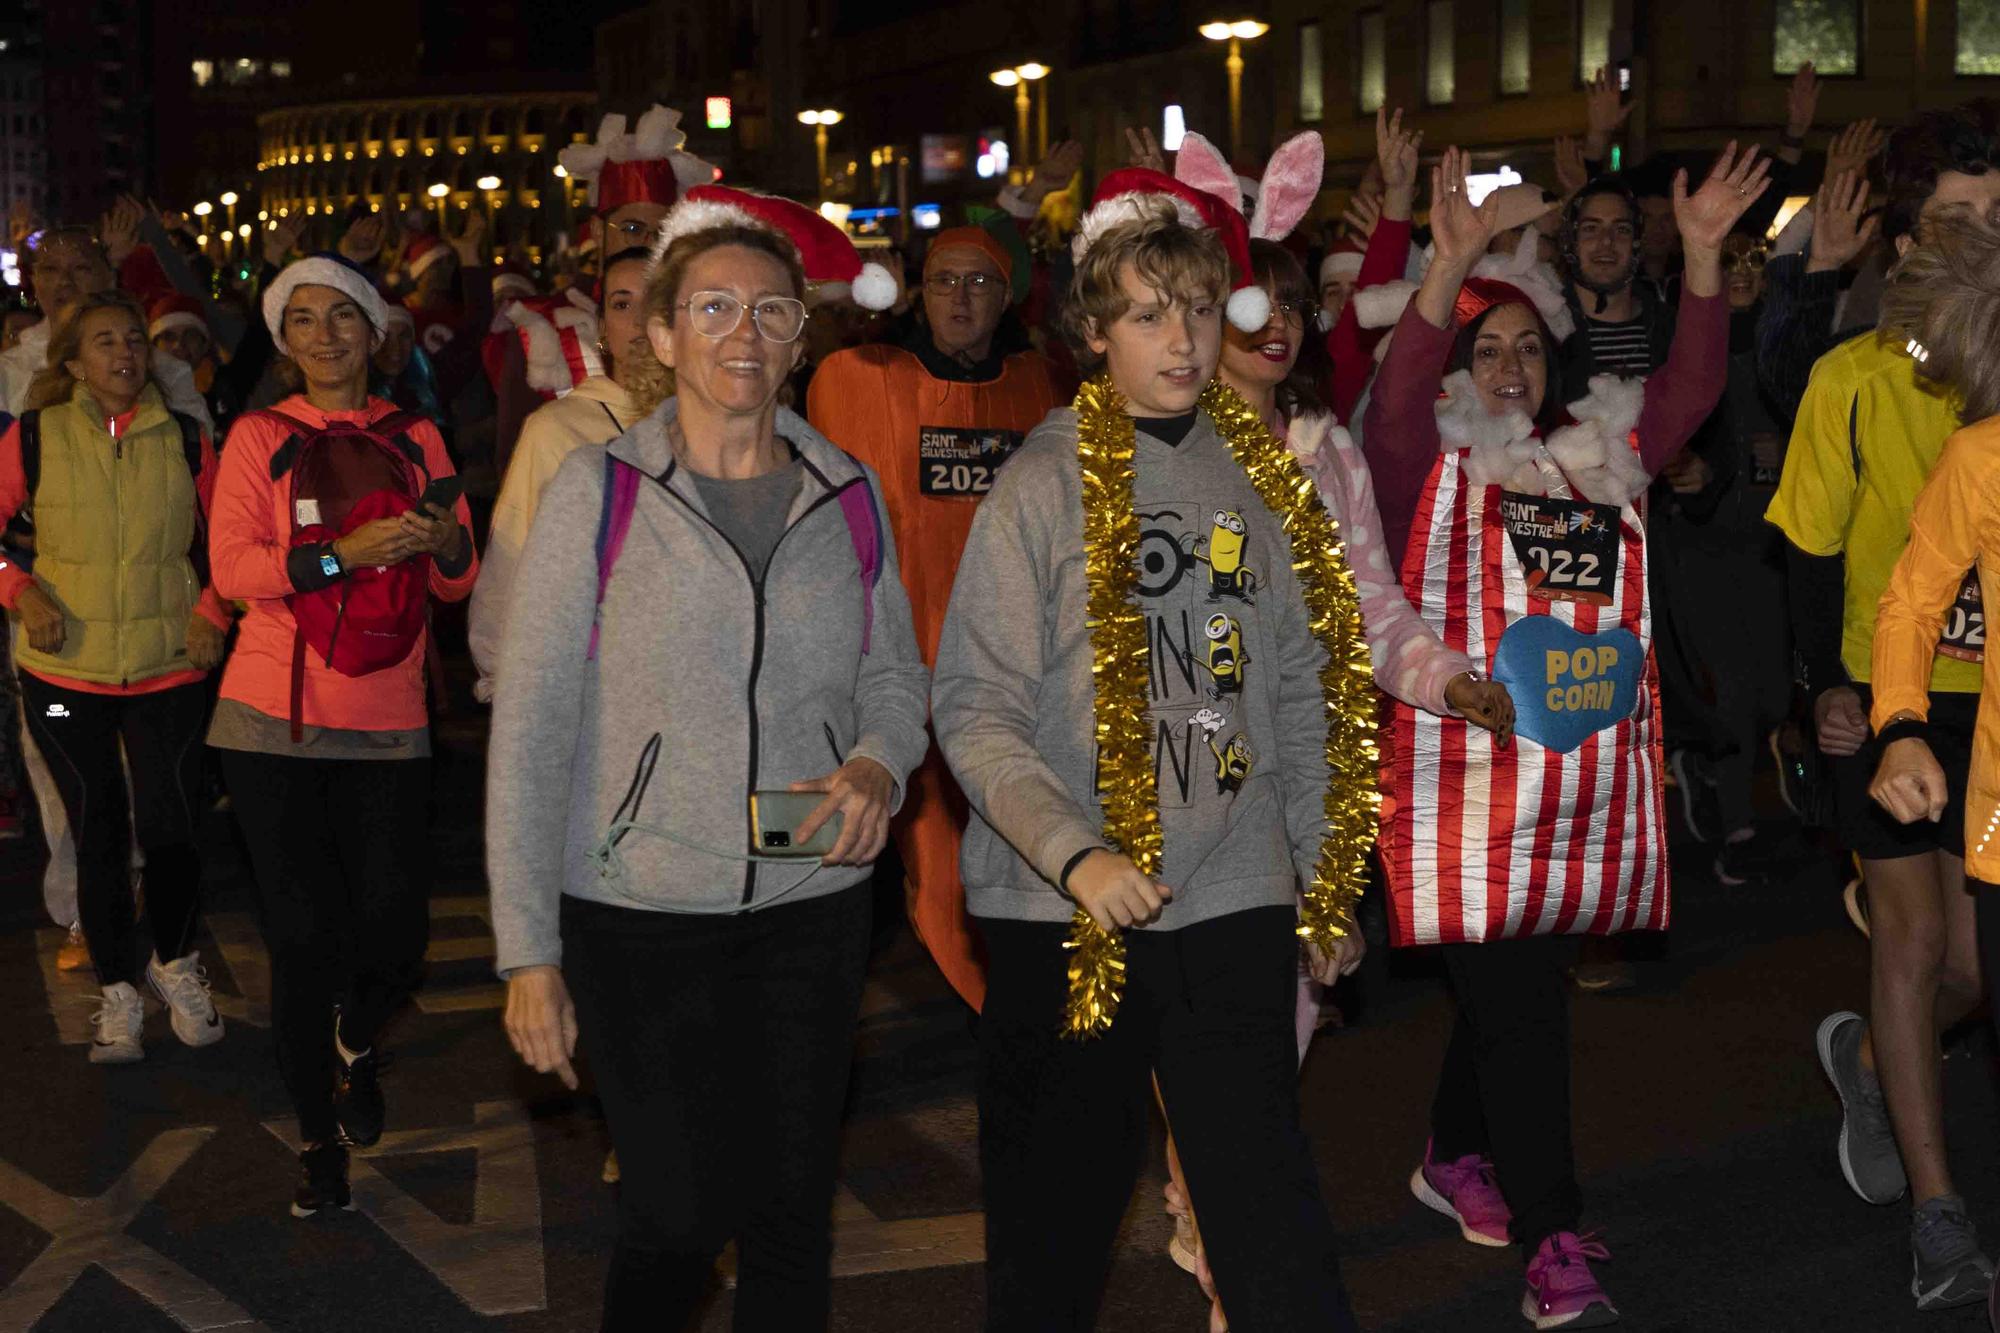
left=1063, top=375, right=1380, bottom=1039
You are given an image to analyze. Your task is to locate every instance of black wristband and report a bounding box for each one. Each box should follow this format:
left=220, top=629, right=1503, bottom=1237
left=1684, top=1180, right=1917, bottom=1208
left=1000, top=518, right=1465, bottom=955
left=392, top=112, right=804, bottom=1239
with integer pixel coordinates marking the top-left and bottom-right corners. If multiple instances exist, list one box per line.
left=1057, top=846, right=1101, bottom=894
left=1875, top=718, right=1931, bottom=750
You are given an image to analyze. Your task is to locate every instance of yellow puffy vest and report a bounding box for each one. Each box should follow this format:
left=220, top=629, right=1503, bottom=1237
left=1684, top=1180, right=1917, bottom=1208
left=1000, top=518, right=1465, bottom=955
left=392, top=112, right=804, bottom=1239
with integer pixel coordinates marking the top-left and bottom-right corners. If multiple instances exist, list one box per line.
left=14, top=384, right=202, bottom=685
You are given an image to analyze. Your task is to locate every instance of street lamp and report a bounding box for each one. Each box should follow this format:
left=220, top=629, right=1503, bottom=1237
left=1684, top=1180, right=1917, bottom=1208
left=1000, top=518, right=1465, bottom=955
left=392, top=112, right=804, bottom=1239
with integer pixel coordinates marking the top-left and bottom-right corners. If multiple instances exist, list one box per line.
left=1201, top=18, right=1269, bottom=162
left=219, top=191, right=239, bottom=254
left=797, top=109, right=843, bottom=195
left=427, top=181, right=449, bottom=230
left=990, top=62, right=1051, bottom=171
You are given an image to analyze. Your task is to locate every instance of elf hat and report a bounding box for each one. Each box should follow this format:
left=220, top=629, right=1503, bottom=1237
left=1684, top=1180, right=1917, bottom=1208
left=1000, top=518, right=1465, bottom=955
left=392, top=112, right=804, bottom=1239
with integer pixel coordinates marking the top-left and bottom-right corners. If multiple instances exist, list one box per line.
left=651, top=185, right=898, bottom=311
left=1072, top=166, right=1271, bottom=331
left=558, top=106, right=721, bottom=214
left=147, top=294, right=208, bottom=342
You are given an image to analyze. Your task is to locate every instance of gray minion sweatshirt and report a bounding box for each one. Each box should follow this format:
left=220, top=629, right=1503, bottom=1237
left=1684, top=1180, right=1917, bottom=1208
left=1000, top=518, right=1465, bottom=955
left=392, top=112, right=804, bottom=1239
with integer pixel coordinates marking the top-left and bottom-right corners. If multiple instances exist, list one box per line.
left=931, top=407, right=1335, bottom=930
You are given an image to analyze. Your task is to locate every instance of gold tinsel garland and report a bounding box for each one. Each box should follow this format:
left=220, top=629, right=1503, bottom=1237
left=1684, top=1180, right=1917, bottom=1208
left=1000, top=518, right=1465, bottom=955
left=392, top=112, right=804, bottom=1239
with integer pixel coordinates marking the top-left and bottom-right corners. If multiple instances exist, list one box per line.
left=1063, top=374, right=1380, bottom=1039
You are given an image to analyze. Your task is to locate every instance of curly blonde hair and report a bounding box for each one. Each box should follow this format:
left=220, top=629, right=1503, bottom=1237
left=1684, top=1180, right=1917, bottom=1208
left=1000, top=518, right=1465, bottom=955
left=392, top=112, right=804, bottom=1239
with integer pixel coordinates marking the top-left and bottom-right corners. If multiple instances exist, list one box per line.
left=1880, top=214, right=2000, bottom=422
left=625, top=223, right=807, bottom=416
left=24, top=290, right=149, bottom=412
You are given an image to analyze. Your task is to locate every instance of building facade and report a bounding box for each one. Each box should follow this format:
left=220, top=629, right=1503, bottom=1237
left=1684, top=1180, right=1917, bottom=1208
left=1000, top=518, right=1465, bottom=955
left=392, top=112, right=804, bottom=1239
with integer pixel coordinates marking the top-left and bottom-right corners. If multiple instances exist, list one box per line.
left=255, top=91, right=598, bottom=262
left=0, top=12, right=45, bottom=230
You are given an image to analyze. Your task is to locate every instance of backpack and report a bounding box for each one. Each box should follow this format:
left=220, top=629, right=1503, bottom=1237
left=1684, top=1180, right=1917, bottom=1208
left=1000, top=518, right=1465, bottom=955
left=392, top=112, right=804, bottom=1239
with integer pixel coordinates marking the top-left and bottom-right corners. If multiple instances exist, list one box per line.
left=260, top=408, right=434, bottom=739
left=587, top=453, right=882, bottom=661
left=13, top=407, right=206, bottom=575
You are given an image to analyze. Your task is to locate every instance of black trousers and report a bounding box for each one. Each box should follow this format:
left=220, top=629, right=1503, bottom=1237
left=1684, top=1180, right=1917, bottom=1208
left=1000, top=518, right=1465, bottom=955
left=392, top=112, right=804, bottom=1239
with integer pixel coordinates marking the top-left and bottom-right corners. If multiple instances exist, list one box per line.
left=1428, top=933, right=1581, bottom=1257
left=562, top=887, right=873, bottom=1333
left=977, top=907, right=1355, bottom=1333
left=20, top=673, right=207, bottom=986
left=220, top=749, right=431, bottom=1144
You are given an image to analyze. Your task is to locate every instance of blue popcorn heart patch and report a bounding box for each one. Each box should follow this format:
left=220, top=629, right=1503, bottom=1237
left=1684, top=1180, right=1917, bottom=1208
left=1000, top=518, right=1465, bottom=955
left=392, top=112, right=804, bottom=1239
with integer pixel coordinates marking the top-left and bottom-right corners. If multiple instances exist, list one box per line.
left=1490, top=617, right=1643, bottom=754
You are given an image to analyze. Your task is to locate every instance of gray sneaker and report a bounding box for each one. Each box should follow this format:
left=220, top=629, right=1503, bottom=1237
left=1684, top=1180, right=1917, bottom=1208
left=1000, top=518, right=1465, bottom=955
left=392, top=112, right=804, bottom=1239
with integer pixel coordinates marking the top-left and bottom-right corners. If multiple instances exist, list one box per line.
left=1911, top=1195, right=1993, bottom=1310
left=1815, top=1011, right=1907, bottom=1204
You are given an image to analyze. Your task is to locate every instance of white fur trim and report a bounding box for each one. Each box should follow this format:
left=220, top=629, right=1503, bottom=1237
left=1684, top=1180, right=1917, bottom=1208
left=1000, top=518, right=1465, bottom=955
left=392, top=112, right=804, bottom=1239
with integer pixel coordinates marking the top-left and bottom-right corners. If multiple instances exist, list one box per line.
left=1070, top=191, right=1205, bottom=263
left=1352, top=279, right=1417, bottom=330
left=650, top=198, right=763, bottom=261
left=850, top=261, right=897, bottom=311
left=492, top=273, right=535, bottom=300
left=407, top=244, right=451, bottom=280
left=384, top=305, right=415, bottom=332
left=1226, top=284, right=1271, bottom=332
left=262, top=256, right=391, bottom=349
left=1541, top=373, right=1650, bottom=505
left=148, top=311, right=206, bottom=341
left=1319, top=251, right=1363, bottom=284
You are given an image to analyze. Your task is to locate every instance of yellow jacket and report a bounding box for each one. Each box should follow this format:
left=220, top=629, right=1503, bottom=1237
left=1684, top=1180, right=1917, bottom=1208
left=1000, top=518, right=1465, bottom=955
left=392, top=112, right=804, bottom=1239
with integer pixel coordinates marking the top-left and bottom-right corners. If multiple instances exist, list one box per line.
left=1870, top=416, right=2000, bottom=880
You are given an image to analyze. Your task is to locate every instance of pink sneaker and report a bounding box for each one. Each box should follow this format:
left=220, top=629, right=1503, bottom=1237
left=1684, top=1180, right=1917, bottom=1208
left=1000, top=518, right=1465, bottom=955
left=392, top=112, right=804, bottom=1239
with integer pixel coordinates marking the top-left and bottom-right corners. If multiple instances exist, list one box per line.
left=1522, top=1232, right=1617, bottom=1330
left=1408, top=1140, right=1511, bottom=1247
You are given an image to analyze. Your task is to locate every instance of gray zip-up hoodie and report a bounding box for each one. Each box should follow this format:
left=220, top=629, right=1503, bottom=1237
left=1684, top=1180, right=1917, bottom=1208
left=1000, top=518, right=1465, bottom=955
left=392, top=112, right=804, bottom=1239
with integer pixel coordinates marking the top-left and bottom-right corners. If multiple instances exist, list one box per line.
left=487, top=398, right=930, bottom=975
left=932, top=407, right=1334, bottom=930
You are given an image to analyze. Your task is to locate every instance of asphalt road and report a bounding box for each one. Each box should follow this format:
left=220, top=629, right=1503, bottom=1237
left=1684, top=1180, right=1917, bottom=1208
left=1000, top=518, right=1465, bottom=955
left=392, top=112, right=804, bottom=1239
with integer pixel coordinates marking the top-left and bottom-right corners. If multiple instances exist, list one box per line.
left=1, top=710, right=1995, bottom=1333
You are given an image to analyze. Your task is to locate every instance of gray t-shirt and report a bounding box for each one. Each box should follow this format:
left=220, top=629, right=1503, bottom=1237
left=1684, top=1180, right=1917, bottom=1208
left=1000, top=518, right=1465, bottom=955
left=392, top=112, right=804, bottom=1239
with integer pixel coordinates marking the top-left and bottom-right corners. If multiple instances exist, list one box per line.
left=691, top=461, right=803, bottom=581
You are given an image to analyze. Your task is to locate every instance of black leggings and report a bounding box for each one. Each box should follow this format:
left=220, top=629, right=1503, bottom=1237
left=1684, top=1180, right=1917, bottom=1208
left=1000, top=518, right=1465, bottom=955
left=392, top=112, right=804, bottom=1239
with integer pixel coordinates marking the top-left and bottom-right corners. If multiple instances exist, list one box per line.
left=562, top=887, right=872, bottom=1333
left=1428, top=933, right=1582, bottom=1258
left=977, top=907, right=1355, bottom=1333
left=220, top=749, right=431, bottom=1145
left=20, top=673, right=207, bottom=987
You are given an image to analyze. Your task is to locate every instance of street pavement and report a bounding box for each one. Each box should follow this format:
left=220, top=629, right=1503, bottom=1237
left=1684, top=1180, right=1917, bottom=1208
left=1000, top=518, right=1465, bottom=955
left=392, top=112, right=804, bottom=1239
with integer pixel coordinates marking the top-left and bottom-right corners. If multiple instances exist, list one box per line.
left=1, top=708, right=1997, bottom=1332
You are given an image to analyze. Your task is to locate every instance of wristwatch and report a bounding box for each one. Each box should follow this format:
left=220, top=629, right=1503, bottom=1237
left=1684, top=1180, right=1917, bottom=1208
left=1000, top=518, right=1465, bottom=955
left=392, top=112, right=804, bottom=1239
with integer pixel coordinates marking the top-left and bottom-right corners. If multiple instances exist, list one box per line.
left=318, top=544, right=344, bottom=580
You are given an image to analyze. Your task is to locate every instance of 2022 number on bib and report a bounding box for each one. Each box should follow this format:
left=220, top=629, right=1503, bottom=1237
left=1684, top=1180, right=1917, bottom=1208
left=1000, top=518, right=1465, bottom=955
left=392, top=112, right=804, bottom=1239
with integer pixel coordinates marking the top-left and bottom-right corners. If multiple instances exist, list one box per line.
left=918, top=426, right=1022, bottom=498
left=1499, top=490, right=1620, bottom=607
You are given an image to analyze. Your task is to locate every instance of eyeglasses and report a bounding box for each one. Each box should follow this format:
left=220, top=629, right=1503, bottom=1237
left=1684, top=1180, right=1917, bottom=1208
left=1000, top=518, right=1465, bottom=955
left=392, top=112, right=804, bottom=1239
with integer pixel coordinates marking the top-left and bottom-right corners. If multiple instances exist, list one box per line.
left=609, top=217, right=660, bottom=243
left=923, top=271, right=1002, bottom=297
left=1270, top=300, right=1314, bottom=325
left=1722, top=248, right=1768, bottom=273
left=675, top=291, right=809, bottom=343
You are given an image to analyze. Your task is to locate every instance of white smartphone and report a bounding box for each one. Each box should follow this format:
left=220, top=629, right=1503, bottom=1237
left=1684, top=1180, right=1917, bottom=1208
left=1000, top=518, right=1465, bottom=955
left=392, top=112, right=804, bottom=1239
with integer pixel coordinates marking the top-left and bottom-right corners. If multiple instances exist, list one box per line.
left=748, top=791, right=843, bottom=858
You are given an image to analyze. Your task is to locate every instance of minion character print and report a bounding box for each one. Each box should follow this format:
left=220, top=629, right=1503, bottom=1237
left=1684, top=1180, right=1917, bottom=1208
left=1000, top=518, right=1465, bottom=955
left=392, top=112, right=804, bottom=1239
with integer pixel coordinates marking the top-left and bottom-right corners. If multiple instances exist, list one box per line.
left=1200, top=613, right=1250, bottom=700
left=1193, top=509, right=1258, bottom=603
left=1209, top=732, right=1254, bottom=794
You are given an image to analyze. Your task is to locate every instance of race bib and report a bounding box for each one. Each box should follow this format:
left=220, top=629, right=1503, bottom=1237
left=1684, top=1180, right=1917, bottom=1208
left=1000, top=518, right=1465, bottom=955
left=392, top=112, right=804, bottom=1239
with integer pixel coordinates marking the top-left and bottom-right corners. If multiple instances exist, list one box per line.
left=918, top=426, right=1021, bottom=498
left=1490, top=616, right=1643, bottom=754
left=1938, top=569, right=1986, bottom=663
left=1499, top=491, right=1621, bottom=606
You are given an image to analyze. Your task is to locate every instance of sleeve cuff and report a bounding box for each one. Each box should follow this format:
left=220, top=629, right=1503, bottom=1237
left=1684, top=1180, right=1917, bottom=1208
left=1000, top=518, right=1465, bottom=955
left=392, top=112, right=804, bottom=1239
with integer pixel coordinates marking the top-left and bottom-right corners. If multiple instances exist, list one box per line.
left=285, top=542, right=340, bottom=592
left=846, top=736, right=911, bottom=814
left=434, top=537, right=473, bottom=581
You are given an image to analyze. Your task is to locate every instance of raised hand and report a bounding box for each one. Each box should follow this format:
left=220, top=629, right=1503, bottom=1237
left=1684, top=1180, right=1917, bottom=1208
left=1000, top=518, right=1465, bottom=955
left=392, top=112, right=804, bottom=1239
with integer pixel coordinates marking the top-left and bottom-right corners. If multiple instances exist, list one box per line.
left=98, top=194, right=145, bottom=267
left=448, top=209, right=487, bottom=266
left=1673, top=140, right=1773, bottom=256
left=1785, top=62, right=1820, bottom=140
left=1807, top=169, right=1880, bottom=273
left=1025, top=139, right=1084, bottom=201
left=1554, top=134, right=1590, bottom=200
left=262, top=213, right=308, bottom=268
left=1340, top=190, right=1383, bottom=243
left=1582, top=67, right=1633, bottom=158
left=338, top=212, right=388, bottom=266
left=1825, top=118, right=1887, bottom=187
left=1375, top=106, right=1423, bottom=216
left=1427, top=146, right=1507, bottom=268
left=1124, top=126, right=1166, bottom=174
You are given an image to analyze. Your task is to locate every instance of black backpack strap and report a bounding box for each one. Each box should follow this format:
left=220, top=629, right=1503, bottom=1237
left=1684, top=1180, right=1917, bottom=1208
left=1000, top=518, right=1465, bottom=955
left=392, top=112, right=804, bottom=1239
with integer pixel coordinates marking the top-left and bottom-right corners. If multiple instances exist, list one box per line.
left=18, top=408, right=39, bottom=497
left=170, top=411, right=203, bottom=481
left=264, top=408, right=319, bottom=481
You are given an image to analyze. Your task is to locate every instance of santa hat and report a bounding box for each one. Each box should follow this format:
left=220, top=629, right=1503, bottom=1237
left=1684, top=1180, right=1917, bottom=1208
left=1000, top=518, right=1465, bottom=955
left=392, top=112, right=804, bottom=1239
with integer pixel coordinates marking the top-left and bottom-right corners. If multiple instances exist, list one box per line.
left=383, top=305, right=416, bottom=334
left=1319, top=239, right=1363, bottom=286
left=147, top=294, right=208, bottom=342
left=652, top=185, right=898, bottom=311
left=492, top=263, right=536, bottom=302
left=1352, top=227, right=1575, bottom=342
left=262, top=254, right=392, bottom=348
left=404, top=234, right=451, bottom=281
left=558, top=106, right=721, bottom=214
left=1073, top=165, right=1271, bottom=332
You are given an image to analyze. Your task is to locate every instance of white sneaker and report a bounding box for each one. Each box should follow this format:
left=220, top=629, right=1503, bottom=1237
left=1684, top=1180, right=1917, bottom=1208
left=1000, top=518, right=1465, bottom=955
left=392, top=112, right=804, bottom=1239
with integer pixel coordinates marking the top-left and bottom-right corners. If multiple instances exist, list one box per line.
left=90, top=982, right=145, bottom=1064
left=147, top=951, right=224, bottom=1048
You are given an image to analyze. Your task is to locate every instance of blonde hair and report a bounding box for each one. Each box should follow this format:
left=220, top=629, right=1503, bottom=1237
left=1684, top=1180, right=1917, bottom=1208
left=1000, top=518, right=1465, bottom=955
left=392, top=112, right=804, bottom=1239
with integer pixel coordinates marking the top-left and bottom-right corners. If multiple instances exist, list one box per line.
left=1880, top=215, right=2000, bottom=422
left=1061, top=212, right=1228, bottom=375
left=625, top=223, right=807, bottom=416
left=24, top=291, right=148, bottom=411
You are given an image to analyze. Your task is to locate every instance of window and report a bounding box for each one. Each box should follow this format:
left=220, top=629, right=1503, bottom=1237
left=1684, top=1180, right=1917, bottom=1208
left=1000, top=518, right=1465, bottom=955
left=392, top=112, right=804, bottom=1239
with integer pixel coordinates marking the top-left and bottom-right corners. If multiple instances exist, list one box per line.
left=190, top=59, right=213, bottom=88
left=1427, top=0, right=1456, bottom=104
left=1773, top=0, right=1859, bottom=75
left=1577, top=0, right=1614, bottom=83
left=1499, top=0, right=1531, bottom=93
left=1358, top=9, right=1386, bottom=112
left=272, top=60, right=292, bottom=79
left=1298, top=21, right=1325, bottom=121
left=1958, top=0, right=2000, bottom=73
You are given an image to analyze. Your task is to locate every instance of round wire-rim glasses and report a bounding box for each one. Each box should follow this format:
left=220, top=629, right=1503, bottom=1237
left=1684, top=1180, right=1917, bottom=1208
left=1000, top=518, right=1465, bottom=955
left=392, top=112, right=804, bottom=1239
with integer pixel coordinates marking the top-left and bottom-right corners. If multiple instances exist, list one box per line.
left=675, top=291, right=809, bottom=343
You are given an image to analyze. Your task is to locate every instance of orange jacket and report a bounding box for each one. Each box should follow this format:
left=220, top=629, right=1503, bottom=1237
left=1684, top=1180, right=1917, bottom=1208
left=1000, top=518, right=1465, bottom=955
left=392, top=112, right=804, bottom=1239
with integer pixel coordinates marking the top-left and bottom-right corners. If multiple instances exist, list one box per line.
left=807, top=343, right=1060, bottom=665
left=210, top=396, right=477, bottom=732
left=1871, top=416, right=2000, bottom=881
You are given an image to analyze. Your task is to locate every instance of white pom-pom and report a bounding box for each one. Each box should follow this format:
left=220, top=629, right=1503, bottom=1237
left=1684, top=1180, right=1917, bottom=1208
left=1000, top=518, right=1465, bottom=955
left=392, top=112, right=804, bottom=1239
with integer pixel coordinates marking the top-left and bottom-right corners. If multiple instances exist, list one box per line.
left=851, top=261, right=898, bottom=311
left=1226, top=284, right=1271, bottom=332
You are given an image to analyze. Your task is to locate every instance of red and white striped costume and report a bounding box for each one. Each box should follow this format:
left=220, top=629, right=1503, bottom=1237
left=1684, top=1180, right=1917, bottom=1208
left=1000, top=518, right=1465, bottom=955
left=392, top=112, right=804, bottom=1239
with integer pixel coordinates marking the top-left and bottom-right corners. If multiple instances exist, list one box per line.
left=1378, top=377, right=1670, bottom=947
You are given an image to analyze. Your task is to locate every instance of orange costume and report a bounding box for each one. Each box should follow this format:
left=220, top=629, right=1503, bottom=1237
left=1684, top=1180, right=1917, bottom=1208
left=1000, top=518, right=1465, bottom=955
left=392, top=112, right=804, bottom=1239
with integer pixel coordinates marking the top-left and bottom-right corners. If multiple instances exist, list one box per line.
left=808, top=317, right=1059, bottom=1008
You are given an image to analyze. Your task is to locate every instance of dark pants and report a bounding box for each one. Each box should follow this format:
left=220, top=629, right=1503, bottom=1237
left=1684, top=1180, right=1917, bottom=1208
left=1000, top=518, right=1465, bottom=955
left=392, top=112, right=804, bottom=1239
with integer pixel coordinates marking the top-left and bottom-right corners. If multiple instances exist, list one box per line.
left=977, top=907, right=1355, bottom=1333
left=20, top=674, right=207, bottom=986
left=220, top=749, right=431, bottom=1144
left=1977, top=882, right=2000, bottom=1052
left=562, top=887, right=873, bottom=1333
left=1429, top=934, right=1581, bottom=1257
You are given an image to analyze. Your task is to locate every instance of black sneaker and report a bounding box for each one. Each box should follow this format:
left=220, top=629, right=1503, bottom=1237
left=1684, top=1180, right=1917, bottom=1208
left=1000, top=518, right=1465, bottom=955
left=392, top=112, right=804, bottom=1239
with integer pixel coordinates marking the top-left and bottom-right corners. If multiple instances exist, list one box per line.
left=334, top=1038, right=387, bottom=1148
left=1666, top=749, right=1722, bottom=843
left=292, top=1142, right=353, bottom=1218
left=1714, top=829, right=1779, bottom=886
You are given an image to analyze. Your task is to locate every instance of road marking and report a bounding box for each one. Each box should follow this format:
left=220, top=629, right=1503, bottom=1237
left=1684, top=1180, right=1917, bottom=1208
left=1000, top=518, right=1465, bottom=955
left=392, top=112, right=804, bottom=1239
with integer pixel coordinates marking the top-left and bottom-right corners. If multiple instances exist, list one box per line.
left=0, top=1126, right=270, bottom=1330
left=34, top=927, right=97, bottom=1046
left=264, top=1100, right=545, bottom=1315
left=414, top=897, right=501, bottom=1014
left=206, top=911, right=270, bottom=1028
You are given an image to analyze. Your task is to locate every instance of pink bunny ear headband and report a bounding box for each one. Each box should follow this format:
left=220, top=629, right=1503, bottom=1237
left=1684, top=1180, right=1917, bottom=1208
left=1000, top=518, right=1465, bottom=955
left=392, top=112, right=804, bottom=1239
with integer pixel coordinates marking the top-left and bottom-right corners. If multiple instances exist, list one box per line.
left=1174, top=130, right=1326, bottom=243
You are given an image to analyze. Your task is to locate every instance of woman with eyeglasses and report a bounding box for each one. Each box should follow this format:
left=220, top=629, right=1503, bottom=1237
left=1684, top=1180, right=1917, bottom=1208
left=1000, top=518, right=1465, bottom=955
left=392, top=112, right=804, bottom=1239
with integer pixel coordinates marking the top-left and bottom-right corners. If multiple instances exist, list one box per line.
left=805, top=219, right=1060, bottom=1010
left=487, top=189, right=928, bottom=1331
